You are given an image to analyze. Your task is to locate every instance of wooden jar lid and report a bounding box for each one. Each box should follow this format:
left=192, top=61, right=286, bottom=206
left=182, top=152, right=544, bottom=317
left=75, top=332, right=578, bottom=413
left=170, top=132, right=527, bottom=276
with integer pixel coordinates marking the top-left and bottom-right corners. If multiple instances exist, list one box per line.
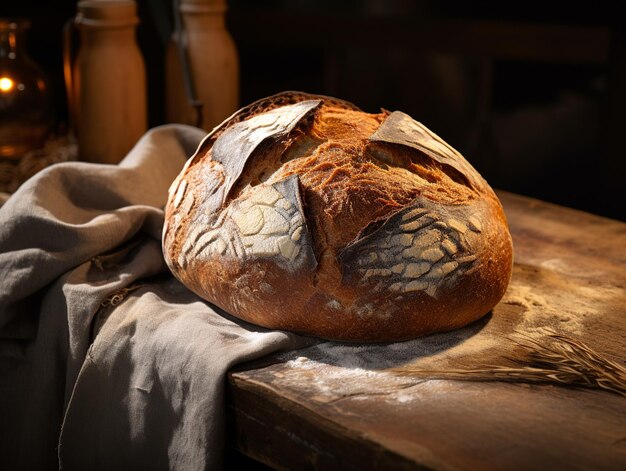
left=76, top=1, right=139, bottom=28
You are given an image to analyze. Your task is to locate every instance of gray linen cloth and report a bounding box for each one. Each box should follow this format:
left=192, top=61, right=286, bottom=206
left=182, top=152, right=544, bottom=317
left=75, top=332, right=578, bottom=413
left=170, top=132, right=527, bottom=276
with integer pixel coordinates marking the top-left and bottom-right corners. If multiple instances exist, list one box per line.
left=0, top=125, right=311, bottom=470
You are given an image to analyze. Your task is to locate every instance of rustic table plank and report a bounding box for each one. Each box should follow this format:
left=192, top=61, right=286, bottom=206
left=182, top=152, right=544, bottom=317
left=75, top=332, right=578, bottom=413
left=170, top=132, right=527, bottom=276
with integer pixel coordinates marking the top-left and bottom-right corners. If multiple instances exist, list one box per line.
left=227, top=191, right=626, bottom=470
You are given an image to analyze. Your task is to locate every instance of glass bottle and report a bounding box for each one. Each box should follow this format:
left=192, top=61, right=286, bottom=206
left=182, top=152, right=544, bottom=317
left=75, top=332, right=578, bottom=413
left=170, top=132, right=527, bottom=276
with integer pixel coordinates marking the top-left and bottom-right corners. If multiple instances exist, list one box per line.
left=0, top=19, right=53, bottom=159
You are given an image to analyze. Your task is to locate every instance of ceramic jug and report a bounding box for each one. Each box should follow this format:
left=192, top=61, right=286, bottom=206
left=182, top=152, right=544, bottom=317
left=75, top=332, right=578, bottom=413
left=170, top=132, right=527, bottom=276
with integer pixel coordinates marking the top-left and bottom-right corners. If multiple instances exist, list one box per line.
left=64, top=0, right=147, bottom=164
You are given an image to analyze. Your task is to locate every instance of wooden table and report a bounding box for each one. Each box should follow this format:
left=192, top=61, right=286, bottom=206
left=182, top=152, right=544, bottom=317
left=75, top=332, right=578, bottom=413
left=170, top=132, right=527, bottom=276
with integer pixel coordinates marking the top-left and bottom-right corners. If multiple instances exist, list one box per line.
left=226, top=192, right=626, bottom=470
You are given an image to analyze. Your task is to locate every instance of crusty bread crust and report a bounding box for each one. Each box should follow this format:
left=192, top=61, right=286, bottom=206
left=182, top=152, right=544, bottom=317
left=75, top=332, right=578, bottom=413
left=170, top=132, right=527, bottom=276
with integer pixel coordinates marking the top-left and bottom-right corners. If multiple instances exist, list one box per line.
left=163, top=92, right=513, bottom=342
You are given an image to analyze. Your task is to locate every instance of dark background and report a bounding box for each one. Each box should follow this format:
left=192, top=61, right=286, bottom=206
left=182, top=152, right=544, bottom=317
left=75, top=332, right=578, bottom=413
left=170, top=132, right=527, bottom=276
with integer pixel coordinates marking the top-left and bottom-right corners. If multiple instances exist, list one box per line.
left=2, top=0, right=624, bottom=221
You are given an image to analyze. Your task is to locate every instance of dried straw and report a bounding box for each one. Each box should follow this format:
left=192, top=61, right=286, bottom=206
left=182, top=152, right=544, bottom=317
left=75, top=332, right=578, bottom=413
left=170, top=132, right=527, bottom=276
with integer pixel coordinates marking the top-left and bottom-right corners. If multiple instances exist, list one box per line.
left=392, top=329, right=626, bottom=397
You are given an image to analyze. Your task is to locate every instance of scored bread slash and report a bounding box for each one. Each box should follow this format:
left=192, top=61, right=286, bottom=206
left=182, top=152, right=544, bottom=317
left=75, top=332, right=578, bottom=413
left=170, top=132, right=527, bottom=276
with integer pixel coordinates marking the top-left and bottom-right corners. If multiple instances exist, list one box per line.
left=211, top=100, right=322, bottom=204
left=163, top=91, right=513, bottom=342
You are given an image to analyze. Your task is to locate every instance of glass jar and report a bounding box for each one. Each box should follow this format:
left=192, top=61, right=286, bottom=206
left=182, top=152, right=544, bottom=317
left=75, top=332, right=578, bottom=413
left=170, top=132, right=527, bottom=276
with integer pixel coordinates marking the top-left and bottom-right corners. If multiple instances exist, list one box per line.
left=0, top=19, right=53, bottom=159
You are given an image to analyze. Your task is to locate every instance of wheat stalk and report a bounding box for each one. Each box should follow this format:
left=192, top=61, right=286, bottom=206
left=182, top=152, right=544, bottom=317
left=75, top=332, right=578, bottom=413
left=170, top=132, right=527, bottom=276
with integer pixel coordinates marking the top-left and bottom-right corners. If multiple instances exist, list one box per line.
left=392, top=329, right=626, bottom=397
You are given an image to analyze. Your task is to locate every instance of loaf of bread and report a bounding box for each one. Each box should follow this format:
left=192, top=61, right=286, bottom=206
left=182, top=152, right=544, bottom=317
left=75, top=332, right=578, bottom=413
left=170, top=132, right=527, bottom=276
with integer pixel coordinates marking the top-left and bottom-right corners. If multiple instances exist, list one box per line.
left=163, top=92, right=513, bottom=342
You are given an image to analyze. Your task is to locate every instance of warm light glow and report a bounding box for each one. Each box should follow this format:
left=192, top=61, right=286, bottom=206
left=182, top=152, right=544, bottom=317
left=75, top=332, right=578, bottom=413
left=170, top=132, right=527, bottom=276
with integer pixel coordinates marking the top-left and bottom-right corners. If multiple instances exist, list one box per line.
left=0, top=77, right=15, bottom=93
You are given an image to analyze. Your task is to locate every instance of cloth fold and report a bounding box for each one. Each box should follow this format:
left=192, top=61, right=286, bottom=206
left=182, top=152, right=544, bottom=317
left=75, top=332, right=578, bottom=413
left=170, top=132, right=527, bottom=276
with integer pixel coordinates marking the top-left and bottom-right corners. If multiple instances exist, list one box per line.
left=0, top=125, right=311, bottom=470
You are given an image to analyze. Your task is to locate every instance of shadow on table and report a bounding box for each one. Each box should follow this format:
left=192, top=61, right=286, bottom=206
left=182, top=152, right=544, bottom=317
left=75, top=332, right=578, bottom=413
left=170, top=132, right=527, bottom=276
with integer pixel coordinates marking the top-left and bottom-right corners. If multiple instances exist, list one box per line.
left=272, top=312, right=493, bottom=371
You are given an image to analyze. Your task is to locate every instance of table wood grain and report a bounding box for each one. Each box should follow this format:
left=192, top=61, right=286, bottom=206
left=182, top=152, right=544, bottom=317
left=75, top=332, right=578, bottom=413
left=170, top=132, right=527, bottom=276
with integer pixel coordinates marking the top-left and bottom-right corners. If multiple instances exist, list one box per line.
left=226, top=192, right=626, bottom=470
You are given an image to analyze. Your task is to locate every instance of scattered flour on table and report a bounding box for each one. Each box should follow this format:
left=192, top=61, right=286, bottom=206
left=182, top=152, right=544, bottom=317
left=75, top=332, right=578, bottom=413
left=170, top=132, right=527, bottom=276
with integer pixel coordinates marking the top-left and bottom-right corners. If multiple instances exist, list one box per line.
left=502, top=274, right=625, bottom=336
left=282, top=355, right=448, bottom=404
left=279, top=317, right=497, bottom=374
left=275, top=321, right=499, bottom=404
